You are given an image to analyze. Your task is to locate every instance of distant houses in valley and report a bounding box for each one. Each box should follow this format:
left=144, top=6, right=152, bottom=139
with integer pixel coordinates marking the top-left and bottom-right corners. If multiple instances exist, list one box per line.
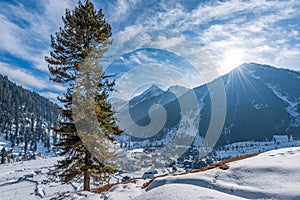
left=272, top=135, right=292, bottom=144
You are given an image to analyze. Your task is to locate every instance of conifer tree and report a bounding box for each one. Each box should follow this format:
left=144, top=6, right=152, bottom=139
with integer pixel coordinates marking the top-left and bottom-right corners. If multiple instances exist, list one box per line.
left=45, top=0, right=121, bottom=191
left=1, top=148, right=7, bottom=164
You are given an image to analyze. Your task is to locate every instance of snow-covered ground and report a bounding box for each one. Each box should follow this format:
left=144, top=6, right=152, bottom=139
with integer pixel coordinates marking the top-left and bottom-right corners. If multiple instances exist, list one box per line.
left=1, top=146, right=300, bottom=199
left=0, top=134, right=58, bottom=162
left=0, top=156, right=90, bottom=200
left=216, top=139, right=300, bottom=159
left=102, top=146, right=300, bottom=200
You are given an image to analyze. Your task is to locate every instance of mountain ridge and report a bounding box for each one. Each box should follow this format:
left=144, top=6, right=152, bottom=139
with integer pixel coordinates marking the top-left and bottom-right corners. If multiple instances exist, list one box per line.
left=118, top=63, right=300, bottom=148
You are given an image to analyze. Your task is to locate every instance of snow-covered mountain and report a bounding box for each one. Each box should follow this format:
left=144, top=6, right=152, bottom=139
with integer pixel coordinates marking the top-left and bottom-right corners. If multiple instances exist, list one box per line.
left=120, top=63, right=300, bottom=147
left=215, top=63, right=300, bottom=145
left=129, top=85, right=165, bottom=108
left=167, top=85, right=189, bottom=97
left=118, top=84, right=181, bottom=130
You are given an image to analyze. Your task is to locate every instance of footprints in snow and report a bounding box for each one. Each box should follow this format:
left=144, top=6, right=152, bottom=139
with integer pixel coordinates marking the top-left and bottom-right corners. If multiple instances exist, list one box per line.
left=268, top=148, right=299, bottom=157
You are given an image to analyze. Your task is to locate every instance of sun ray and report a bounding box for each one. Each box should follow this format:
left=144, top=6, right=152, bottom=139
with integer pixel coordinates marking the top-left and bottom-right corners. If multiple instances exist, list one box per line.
left=220, top=48, right=245, bottom=74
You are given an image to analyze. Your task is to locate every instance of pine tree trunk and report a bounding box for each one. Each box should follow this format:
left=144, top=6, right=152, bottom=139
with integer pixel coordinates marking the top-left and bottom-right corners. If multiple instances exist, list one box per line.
left=83, top=149, right=92, bottom=191
left=1, top=153, right=5, bottom=164
left=24, top=129, right=28, bottom=161
left=24, top=139, right=27, bottom=161
left=5, top=131, right=8, bottom=141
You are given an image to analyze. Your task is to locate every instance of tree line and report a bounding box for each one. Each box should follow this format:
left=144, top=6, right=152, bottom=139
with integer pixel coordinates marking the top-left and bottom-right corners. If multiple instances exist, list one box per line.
left=0, top=74, right=60, bottom=162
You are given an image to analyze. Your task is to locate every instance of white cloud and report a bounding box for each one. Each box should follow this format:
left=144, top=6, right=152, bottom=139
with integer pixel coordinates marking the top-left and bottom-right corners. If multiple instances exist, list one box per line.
left=0, top=0, right=76, bottom=71
left=114, top=0, right=300, bottom=72
left=112, top=0, right=130, bottom=20
left=135, top=51, right=155, bottom=63
left=112, top=63, right=195, bottom=100
left=0, top=14, right=32, bottom=59
left=153, top=35, right=186, bottom=49
left=0, top=62, right=65, bottom=92
left=39, top=91, right=60, bottom=100
left=0, top=0, right=78, bottom=101
left=99, top=0, right=141, bottom=26
left=189, top=0, right=300, bottom=72
left=1, top=0, right=299, bottom=99
left=45, top=0, right=73, bottom=28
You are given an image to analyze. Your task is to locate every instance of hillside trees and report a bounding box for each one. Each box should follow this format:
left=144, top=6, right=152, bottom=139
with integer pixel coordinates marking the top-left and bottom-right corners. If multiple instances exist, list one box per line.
left=0, top=74, right=59, bottom=161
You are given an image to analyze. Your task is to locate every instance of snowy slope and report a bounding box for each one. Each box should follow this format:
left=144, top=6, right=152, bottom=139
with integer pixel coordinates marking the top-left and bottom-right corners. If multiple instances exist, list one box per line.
left=0, top=134, right=58, bottom=162
left=167, top=85, right=189, bottom=97
left=0, top=156, right=92, bottom=200
left=129, top=85, right=165, bottom=108
left=103, top=146, right=300, bottom=200
left=1, top=146, right=300, bottom=199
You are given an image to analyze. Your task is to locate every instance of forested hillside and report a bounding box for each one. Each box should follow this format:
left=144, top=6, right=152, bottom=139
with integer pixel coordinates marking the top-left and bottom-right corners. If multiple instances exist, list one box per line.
left=0, top=74, right=60, bottom=161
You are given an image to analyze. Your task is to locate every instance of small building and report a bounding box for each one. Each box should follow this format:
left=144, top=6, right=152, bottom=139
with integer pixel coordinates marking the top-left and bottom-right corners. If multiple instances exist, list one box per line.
left=23, top=173, right=34, bottom=179
left=273, top=135, right=289, bottom=143
left=184, top=160, right=195, bottom=169
left=176, top=157, right=184, bottom=164
left=34, top=169, right=42, bottom=175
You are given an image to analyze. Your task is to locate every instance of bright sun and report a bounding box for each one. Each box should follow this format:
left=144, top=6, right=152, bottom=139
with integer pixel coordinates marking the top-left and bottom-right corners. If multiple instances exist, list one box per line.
left=221, top=48, right=244, bottom=73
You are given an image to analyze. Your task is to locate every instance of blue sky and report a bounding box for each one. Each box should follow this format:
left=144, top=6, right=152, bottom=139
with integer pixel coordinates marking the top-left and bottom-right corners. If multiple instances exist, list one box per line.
left=0, top=0, right=299, bottom=101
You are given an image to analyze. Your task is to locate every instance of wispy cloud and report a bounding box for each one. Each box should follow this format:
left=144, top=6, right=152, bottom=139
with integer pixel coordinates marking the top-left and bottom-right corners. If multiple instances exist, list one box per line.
left=190, top=0, right=300, bottom=72
left=0, top=0, right=299, bottom=101
left=0, top=14, right=31, bottom=60
left=0, top=0, right=76, bottom=71
left=39, top=91, right=60, bottom=100
left=0, top=0, right=76, bottom=100
left=112, top=63, right=195, bottom=100
left=104, top=0, right=300, bottom=73
left=0, top=62, right=65, bottom=92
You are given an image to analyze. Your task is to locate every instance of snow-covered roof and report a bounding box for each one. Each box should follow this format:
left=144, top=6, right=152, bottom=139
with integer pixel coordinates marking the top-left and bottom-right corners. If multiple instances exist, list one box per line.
left=273, top=135, right=289, bottom=141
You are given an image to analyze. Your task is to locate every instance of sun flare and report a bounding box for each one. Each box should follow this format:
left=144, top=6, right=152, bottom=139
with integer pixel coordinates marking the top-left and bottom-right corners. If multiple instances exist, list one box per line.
left=221, top=48, right=245, bottom=73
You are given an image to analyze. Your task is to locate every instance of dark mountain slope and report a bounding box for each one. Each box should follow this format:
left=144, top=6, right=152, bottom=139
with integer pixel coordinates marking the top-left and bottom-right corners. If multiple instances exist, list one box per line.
left=122, top=63, right=300, bottom=147
left=0, top=74, right=59, bottom=156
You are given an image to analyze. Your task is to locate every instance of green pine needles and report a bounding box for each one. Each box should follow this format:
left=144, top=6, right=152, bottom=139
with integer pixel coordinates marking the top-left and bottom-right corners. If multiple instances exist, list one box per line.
left=45, top=0, right=122, bottom=191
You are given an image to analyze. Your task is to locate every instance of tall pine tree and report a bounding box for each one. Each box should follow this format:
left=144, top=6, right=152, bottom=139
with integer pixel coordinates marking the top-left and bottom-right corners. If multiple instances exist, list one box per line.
left=45, top=0, right=121, bottom=191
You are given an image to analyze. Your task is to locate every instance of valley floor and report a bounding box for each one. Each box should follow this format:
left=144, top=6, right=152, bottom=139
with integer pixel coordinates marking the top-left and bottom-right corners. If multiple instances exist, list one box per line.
left=0, top=156, right=94, bottom=200
left=0, top=146, right=300, bottom=199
